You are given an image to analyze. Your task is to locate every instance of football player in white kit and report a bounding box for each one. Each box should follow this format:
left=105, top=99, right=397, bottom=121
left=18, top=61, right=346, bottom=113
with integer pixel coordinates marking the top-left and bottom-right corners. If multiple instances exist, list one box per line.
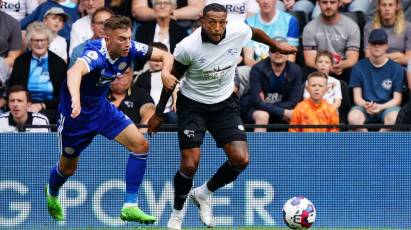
left=148, top=3, right=296, bottom=230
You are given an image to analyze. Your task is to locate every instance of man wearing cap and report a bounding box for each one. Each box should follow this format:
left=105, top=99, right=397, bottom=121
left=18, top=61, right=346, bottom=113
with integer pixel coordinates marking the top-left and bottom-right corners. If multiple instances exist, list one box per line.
left=43, top=7, right=69, bottom=62
left=348, top=29, right=404, bottom=132
left=240, top=36, right=304, bottom=132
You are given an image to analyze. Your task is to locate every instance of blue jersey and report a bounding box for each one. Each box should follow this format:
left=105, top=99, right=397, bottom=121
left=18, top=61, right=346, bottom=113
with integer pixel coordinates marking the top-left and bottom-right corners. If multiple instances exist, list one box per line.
left=59, top=38, right=152, bottom=120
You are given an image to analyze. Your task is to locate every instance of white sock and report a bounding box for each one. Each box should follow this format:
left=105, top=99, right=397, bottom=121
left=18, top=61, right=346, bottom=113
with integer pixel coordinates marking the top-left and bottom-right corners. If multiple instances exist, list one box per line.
left=171, top=208, right=185, bottom=217
left=196, top=182, right=212, bottom=199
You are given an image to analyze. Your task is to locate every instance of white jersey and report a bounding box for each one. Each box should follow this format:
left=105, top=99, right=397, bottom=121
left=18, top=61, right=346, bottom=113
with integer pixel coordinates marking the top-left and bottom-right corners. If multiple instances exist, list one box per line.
left=0, top=0, right=38, bottom=21
left=0, top=112, right=50, bottom=132
left=205, top=0, right=259, bottom=22
left=174, top=20, right=252, bottom=104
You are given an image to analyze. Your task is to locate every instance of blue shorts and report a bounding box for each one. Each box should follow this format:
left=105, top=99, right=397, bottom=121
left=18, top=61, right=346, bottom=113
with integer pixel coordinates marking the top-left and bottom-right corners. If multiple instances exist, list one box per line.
left=57, top=101, right=132, bottom=158
left=350, top=105, right=401, bottom=123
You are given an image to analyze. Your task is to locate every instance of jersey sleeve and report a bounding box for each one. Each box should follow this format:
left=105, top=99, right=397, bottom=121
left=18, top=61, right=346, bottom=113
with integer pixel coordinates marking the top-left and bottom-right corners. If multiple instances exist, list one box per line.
left=130, top=41, right=153, bottom=63
left=78, top=44, right=105, bottom=73
left=173, top=43, right=191, bottom=66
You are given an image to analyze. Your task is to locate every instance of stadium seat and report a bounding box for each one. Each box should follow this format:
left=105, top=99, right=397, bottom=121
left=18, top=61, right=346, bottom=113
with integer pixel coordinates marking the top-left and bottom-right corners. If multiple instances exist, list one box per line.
left=341, top=11, right=367, bottom=59
left=287, top=11, right=309, bottom=68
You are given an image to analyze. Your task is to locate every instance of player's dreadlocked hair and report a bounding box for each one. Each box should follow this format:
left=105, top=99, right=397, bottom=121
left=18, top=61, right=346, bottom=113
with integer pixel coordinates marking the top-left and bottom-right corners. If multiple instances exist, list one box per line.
left=203, top=3, right=227, bottom=16
left=104, top=15, right=131, bottom=31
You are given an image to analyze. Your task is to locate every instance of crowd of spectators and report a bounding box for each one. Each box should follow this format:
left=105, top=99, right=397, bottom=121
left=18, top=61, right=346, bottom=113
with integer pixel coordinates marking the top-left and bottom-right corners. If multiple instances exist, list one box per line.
left=0, top=0, right=410, bottom=132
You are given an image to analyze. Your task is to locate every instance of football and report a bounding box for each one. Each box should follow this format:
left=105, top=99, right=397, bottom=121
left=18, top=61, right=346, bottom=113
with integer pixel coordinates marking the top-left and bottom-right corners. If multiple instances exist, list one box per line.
left=282, top=196, right=316, bottom=229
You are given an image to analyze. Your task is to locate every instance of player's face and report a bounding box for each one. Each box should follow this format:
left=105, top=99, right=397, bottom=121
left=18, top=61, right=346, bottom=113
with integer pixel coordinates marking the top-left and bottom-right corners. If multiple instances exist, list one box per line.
left=149, top=59, right=163, bottom=72
left=318, top=0, right=340, bottom=18
left=201, top=11, right=228, bottom=43
left=91, top=11, right=112, bottom=38
left=105, top=28, right=132, bottom=58
left=29, top=32, right=49, bottom=57
left=110, top=67, right=133, bottom=94
left=306, top=76, right=328, bottom=103
left=369, top=42, right=388, bottom=58
left=378, top=0, right=399, bottom=22
left=315, top=56, right=332, bottom=76
left=8, top=91, right=30, bottom=120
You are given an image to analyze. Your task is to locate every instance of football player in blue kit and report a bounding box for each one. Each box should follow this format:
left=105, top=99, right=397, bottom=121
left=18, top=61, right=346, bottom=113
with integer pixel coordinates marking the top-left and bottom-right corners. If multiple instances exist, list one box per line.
left=45, top=15, right=175, bottom=224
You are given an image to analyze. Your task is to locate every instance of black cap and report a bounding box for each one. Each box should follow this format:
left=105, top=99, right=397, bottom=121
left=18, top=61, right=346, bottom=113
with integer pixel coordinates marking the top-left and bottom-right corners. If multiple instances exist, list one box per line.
left=368, top=29, right=388, bottom=44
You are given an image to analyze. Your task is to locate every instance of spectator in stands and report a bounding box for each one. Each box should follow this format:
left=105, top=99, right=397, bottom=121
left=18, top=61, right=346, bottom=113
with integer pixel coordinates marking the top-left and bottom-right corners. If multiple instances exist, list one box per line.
left=69, top=7, right=113, bottom=67
left=276, top=0, right=315, bottom=16
left=348, top=29, right=403, bottom=131
left=69, top=0, right=104, bottom=56
left=43, top=7, right=69, bottom=62
left=243, top=0, right=299, bottom=65
left=0, top=0, right=38, bottom=22
left=364, top=0, right=411, bottom=66
left=205, top=0, right=260, bottom=21
left=9, top=22, right=67, bottom=124
left=135, top=0, right=188, bottom=54
left=20, top=0, right=80, bottom=42
left=240, top=36, right=303, bottom=132
left=303, top=0, right=361, bottom=83
left=289, top=71, right=339, bottom=132
left=312, top=0, right=370, bottom=18
left=0, top=85, right=50, bottom=132
left=367, top=0, right=411, bottom=22
left=0, top=3, right=22, bottom=111
left=108, top=67, right=155, bottom=133
left=303, top=51, right=342, bottom=110
left=131, top=0, right=204, bottom=30
left=135, top=42, right=177, bottom=124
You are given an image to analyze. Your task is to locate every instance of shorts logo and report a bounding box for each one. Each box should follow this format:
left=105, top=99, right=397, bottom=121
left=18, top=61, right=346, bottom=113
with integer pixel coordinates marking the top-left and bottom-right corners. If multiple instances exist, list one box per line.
left=64, top=147, right=75, bottom=155
left=183, top=130, right=195, bottom=138
left=238, top=125, right=245, bottom=131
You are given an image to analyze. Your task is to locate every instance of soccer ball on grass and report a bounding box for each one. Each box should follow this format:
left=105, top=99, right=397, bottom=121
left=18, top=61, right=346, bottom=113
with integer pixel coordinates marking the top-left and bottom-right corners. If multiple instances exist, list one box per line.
left=282, top=196, right=316, bottom=229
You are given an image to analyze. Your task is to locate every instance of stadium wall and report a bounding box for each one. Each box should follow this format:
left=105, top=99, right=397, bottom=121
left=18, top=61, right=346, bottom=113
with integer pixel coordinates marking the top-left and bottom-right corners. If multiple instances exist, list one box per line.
left=1, top=133, right=410, bottom=229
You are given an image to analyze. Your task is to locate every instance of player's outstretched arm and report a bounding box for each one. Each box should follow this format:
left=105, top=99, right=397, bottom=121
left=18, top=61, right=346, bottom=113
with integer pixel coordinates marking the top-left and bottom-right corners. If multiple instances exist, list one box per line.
left=67, top=60, right=88, bottom=118
left=149, top=47, right=178, bottom=90
left=147, top=61, right=187, bottom=136
left=250, top=26, right=297, bottom=54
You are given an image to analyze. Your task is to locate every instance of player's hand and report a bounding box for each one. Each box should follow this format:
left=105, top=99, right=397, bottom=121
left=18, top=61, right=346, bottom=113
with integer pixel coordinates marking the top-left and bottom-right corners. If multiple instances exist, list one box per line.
left=71, top=98, right=81, bottom=118
left=147, top=113, right=164, bottom=137
left=272, top=42, right=297, bottom=55
left=161, top=71, right=179, bottom=91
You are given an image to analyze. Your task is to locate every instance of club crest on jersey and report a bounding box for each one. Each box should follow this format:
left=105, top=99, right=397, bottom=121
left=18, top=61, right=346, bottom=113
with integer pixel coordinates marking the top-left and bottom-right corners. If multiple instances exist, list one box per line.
left=228, top=48, right=239, bottom=56
left=118, top=62, right=127, bottom=70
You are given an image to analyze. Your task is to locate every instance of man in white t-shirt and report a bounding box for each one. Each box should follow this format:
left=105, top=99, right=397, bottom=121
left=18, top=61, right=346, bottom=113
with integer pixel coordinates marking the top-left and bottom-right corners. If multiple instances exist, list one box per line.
left=69, top=0, right=104, bottom=56
left=147, top=3, right=296, bottom=230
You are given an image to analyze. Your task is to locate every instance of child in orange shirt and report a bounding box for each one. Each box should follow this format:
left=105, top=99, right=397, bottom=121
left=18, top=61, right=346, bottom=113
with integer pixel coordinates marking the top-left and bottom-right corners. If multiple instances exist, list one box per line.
left=289, top=71, right=339, bottom=132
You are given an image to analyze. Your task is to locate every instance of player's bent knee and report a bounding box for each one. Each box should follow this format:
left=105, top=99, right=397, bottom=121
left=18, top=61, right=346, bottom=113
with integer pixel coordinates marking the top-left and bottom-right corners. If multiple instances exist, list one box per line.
left=128, top=139, right=149, bottom=154
left=59, top=165, right=77, bottom=177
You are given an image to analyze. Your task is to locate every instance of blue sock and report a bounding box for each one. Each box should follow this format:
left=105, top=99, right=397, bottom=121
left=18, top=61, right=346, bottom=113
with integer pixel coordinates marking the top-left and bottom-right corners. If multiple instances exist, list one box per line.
left=125, top=153, right=147, bottom=204
left=48, top=164, right=69, bottom=197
